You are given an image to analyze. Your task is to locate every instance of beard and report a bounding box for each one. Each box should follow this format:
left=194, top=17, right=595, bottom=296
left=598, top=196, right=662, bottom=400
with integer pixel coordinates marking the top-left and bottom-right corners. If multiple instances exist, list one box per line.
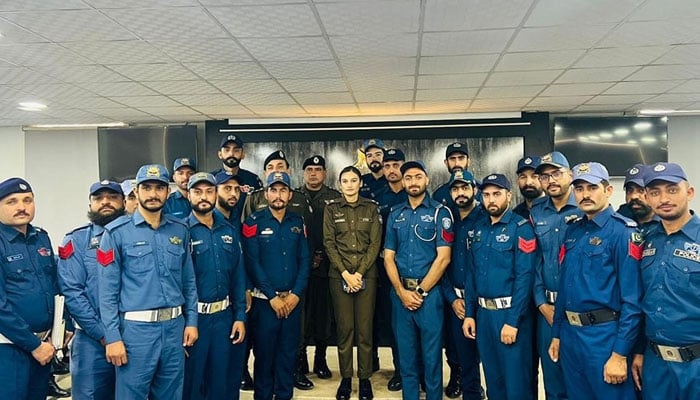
left=406, top=185, right=427, bottom=198
left=628, top=199, right=653, bottom=220
left=223, top=156, right=240, bottom=168
left=217, top=195, right=238, bottom=211
left=519, top=185, right=543, bottom=200
left=454, top=195, right=475, bottom=209
left=269, top=200, right=287, bottom=210
left=192, top=200, right=214, bottom=214
left=88, top=208, right=125, bottom=227
left=368, top=161, right=382, bottom=173
left=485, top=202, right=508, bottom=217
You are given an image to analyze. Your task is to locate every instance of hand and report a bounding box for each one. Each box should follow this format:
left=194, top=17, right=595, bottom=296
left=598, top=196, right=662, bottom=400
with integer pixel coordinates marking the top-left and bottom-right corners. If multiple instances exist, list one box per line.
left=31, top=341, right=56, bottom=366
left=269, top=296, right=287, bottom=319
left=282, top=293, right=300, bottom=315
left=462, top=317, right=476, bottom=339
left=230, top=321, right=246, bottom=344
left=548, top=338, right=560, bottom=362
left=105, top=341, right=128, bottom=366
left=183, top=326, right=198, bottom=347
left=539, top=304, right=555, bottom=326
left=631, top=354, right=643, bottom=391
left=500, top=324, right=518, bottom=345
left=398, top=288, right=423, bottom=311
left=604, top=352, right=628, bottom=385
left=451, top=299, right=465, bottom=320
left=245, top=291, right=252, bottom=313
left=342, top=271, right=363, bottom=292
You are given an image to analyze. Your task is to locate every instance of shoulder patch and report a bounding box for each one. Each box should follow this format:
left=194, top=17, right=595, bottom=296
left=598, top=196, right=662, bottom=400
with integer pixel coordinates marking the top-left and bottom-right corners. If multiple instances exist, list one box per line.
left=96, top=248, right=114, bottom=266
left=58, top=240, right=75, bottom=260
left=242, top=223, right=257, bottom=238
left=518, top=237, right=537, bottom=253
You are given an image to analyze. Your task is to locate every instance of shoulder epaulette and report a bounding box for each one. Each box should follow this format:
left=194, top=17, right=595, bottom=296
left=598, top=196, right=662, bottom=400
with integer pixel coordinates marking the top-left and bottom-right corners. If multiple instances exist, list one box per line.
left=517, top=218, right=530, bottom=227
left=612, top=212, right=638, bottom=228
left=104, top=215, right=131, bottom=231
left=67, top=223, right=91, bottom=235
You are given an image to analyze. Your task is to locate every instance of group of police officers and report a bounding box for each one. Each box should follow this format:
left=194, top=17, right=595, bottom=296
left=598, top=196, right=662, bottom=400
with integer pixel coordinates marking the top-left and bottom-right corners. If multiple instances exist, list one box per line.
left=0, top=133, right=697, bottom=400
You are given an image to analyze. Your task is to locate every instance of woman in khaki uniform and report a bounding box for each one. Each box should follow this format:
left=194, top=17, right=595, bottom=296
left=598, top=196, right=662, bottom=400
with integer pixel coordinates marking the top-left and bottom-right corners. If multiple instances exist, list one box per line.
left=324, top=166, right=382, bottom=400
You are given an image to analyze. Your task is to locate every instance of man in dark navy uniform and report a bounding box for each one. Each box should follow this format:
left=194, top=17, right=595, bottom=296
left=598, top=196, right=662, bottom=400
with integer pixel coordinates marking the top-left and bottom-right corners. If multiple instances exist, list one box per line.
left=121, top=178, right=138, bottom=215
left=164, top=157, right=196, bottom=219
left=616, top=164, right=659, bottom=236
left=360, top=139, right=387, bottom=200
left=513, top=156, right=544, bottom=220
left=215, top=171, right=244, bottom=230
left=433, top=142, right=471, bottom=215
left=242, top=171, right=311, bottom=400
left=0, top=177, right=59, bottom=400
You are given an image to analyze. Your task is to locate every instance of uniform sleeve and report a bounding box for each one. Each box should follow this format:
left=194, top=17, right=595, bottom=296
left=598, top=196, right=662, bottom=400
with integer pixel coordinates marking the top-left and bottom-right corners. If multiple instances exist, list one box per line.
left=611, top=227, right=643, bottom=356
left=323, top=205, right=347, bottom=274
left=436, top=206, right=454, bottom=248
left=57, top=232, right=105, bottom=342
left=384, top=209, right=398, bottom=252
left=293, top=221, right=311, bottom=296
left=357, top=204, right=382, bottom=276
left=505, top=222, right=537, bottom=328
left=98, top=229, right=123, bottom=344
left=242, top=217, right=275, bottom=299
left=230, top=237, right=247, bottom=322
left=180, top=229, right=198, bottom=328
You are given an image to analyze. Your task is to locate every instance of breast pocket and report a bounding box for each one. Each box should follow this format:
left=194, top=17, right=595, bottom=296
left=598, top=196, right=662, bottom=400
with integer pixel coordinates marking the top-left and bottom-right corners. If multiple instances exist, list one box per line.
left=124, top=246, right=154, bottom=274
left=3, top=265, right=36, bottom=291
left=669, top=256, right=700, bottom=294
left=415, top=222, right=436, bottom=241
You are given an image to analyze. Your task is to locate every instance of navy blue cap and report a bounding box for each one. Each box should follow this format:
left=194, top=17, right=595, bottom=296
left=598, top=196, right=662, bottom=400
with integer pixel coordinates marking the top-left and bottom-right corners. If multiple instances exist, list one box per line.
left=219, top=134, right=243, bottom=148
left=448, top=170, right=476, bottom=188
left=173, top=157, right=196, bottom=171
left=89, top=180, right=123, bottom=196
left=383, top=148, right=405, bottom=162
left=136, top=164, right=170, bottom=184
left=480, top=174, right=511, bottom=191
left=535, top=151, right=570, bottom=173
left=264, top=150, right=287, bottom=168
left=215, top=171, right=243, bottom=186
left=516, top=156, right=541, bottom=174
left=572, top=162, right=610, bottom=184
left=400, top=160, right=427, bottom=175
left=266, top=171, right=292, bottom=188
left=303, top=155, right=326, bottom=169
left=188, top=172, right=216, bottom=189
left=446, top=142, right=468, bottom=158
left=363, top=139, right=385, bottom=153
left=623, top=164, right=648, bottom=188
left=0, top=178, right=32, bottom=201
left=645, top=162, right=688, bottom=186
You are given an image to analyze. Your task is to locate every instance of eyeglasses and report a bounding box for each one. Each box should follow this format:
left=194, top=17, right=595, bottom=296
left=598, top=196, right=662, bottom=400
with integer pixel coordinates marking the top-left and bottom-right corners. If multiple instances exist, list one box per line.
left=538, top=170, right=565, bottom=182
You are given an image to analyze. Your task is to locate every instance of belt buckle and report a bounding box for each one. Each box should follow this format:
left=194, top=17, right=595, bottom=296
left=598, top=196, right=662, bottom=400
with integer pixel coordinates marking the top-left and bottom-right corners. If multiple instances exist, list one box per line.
left=485, top=299, right=496, bottom=310
left=656, top=345, right=684, bottom=362
left=210, top=302, right=222, bottom=313
left=157, top=308, right=172, bottom=321
left=566, top=311, right=583, bottom=327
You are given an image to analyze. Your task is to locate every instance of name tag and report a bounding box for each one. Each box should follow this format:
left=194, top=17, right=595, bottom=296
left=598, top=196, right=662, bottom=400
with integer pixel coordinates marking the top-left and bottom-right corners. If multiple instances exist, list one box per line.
left=673, top=248, right=700, bottom=263
left=261, top=228, right=274, bottom=235
left=6, top=254, right=23, bottom=262
left=334, top=218, right=346, bottom=223
left=642, top=248, right=656, bottom=257
left=191, top=240, right=204, bottom=246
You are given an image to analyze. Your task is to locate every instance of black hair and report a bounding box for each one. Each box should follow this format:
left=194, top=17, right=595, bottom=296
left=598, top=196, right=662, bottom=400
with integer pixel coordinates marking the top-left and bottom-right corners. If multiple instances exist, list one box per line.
left=338, top=166, right=362, bottom=181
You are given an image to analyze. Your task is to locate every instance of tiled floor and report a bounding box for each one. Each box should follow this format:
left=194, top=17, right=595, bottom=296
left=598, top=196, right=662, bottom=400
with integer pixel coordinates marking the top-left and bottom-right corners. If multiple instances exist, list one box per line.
left=53, top=346, right=547, bottom=399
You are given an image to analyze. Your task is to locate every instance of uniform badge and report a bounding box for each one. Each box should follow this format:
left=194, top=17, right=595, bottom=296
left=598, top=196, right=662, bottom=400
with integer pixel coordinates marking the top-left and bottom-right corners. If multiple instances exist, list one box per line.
left=577, top=164, right=590, bottom=174
left=442, top=217, right=452, bottom=230
left=169, top=236, right=182, bottom=245
left=642, top=247, right=656, bottom=257
left=518, top=237, right=537, bottom=254
left=565, top=214, right=579, bottom=224
left=58, top=241, right=74, bottom=260
left=89, top=236, right=100, bottom=249
left=684, top=242, right=700, bottom=254
left=96, top=248, right=114, bottom=266
left=361, top=217, right=371, bottom=222
left=421, top=214, right=434, bottom=223
left=146, top=165, right=160, bottom=177
left=524, top=157, right=532, bottom=165
left=629, top=232, right=644, bottom=261
left=291, top=226, right=302, bottom=234
left=19, top=183, right=27, bottom=190
left=654, top=164, right=666, bottom=172
left=221, top=235, right=233, bottom=244
left=37, top=247, right=52, bottom=257
left=589, top=237, right=602, bottom=246
left=242, top=224, right=257, bottom=238
left=629, top=167, right=639, bottom=175
left=496, top=234, right=509, bottom=243
left=6, top=254, right=23, bottom=262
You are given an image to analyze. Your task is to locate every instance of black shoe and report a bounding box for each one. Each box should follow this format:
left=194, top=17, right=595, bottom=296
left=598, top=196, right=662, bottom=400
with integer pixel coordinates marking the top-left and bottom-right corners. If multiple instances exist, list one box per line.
left=241, top=369, right=254, bottom=391
left=359, top=378, right=373, bottom=400
left=336, top=377, right=351, bottom=400
left=47, top=376, right=71, bottom=398
left=313, top=358, right=332, bottom=379
left=445, top=366, right=462, bottom=398
left=387, top=374, right=402, bottom=391
left=52, top=356, right=70, bottom=375
left=294, top=371, right=314, bottom=390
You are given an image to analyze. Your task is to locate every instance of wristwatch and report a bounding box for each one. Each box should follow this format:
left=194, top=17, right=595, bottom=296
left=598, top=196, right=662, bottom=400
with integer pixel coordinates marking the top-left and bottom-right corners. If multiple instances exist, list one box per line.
left=415, top=286, right=428, bottom=297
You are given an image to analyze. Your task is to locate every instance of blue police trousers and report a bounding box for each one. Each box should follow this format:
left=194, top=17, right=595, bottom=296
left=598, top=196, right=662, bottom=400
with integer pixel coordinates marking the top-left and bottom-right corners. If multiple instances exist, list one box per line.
left=116, top=316, right=186, bottom=400
left=391, top=290, right=444, bottom=400
left=250, top=298, right=301, bottom=400
left=0, top=344, right=51, bottom=400
left=642, top=345, right=700, bottom=400
left=536, top=313, right=568, bottom=400
left=559, top=322, right=636, bottom=400
left=71, top=329, right=116, bottom=400
left=476, top=308, right=534, bottom=400
left=447, top=307, right=482, bottom=400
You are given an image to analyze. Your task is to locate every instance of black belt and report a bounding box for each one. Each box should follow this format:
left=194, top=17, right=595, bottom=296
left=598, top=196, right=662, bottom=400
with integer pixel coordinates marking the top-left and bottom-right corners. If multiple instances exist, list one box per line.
left=565, top=308, right=619, bottom=326
left=649, top=340, right=700, bottom=363
left=400, top=278, right=422, bottom=291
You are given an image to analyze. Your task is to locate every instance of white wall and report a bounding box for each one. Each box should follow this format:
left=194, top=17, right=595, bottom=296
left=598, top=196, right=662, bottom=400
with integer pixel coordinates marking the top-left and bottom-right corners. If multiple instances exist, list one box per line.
left=668, top=116, right=700, bottom=211
left=25, top=128, right=99, bottom=246
left=0, top=126, right=26, bottom=178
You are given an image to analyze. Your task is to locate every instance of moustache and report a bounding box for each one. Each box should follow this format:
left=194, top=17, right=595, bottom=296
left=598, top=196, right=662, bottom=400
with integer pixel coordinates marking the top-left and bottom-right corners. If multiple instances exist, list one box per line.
left=99, top=205, right=116, bottom=212
left=13, top=211, right=29, bottom=217
left=197, top=200, right=212, bottom=207
left=145, top=198, right=162, bottom=203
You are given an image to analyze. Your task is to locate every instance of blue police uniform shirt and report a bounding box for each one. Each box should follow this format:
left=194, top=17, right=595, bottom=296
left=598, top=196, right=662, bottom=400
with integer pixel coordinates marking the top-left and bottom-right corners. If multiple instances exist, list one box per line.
left=384, top=195, right=454, bottom=279
left=0, top=223, right=58, bottom=352
left=164, top=190, right=191, bottom=220
left=551, top=206, right=643, bottom=356
left=465, top=209, right=537, bottom=327
left=616, top=203, right=661, bottom=238
left=374, top=186, right=408, bottom=224
left=57, top=223, right=108, bottom=342
left=530, top=192, right=583, bottom=307
left=640, top=215, right=700, bottom=346
left=360, top=173, right=387, bottom=200
left=211, top=167, right=263, bottom=223
left=187, top=212, right=247, bottom=322
left=442, top=203, right=487, bottom=304
left=432, top=183, right=460, bottom=218
left=241, top=208, right=310, bottom=299
left=98, top=211, right=198, bottom=345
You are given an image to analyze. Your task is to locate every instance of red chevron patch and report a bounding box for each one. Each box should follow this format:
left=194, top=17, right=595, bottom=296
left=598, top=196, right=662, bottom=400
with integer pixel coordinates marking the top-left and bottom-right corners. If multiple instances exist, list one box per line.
left=518, top=237, right=537, bottom=253
left=442, top=229, right=454, bottom=243
left=96, top=248, right=114, bottom=267
left=242, top=224, right=257, bottom=238
left=58, top=240, right=74, bottom=260
left=629, top=241, right=643, bottom=261
left=558, top=244, right=566, bottom=264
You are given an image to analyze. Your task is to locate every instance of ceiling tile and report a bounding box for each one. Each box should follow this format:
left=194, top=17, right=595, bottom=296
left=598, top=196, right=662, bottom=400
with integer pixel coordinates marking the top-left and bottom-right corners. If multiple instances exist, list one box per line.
left=419, top=54, right=499, bottom=74
left=415, top=101, right=469, bottom=112
left=669, top=80, right=700, bottom=93
left=239, top=37, right=332, bottom=61
left=358, top=102, right=414, bottom=114
left=346, top=75, right=415, bottom=91
left=469, top=97, right=531, bottom=110
left=103, top=7, right=227, bottom=39
left=540, top=83, right=613, bottom=96
left=80, top=82, right=159, bottom=96
left=421, top=30, right=514, bottom=56
left=485, top=70, right=562, bottom=86
left=599, top=20, right=700, bottom=47
left=331, top=34, right=418, bottom=58
left=0, top=43, right=92, bottom=66
left=316, top=0, right=420, bottom=35
left=527, top=96, right=593, bottom=107
left=200, top=0, right=306, bottom=5
left=109, top=63, right=198, bottom=81
left=0, top=67, right=57, bottom=84
left=232, top=93, right=296, bottom=105
left=111, top=96, right=181, bottom=107
left=293, top=92, right=354, bottom=104
left=556, top=67, right=639, bottom=83
left=83, top=0, right=199, bottom=8
left=574, top=46, right=669, bottom=68
left=526, top=0, right=643, bottom=26
left=64, top=41, right=171, bottom=64
left=135, top=106, right=199, bottom=115
left=247, top=104, right=306, bottom=115
left=150, top=39, right=251, bottom=63
left=1, top=10, right=136, bottom=42
left=15, top=83, right=95, bottom=99
left=185, top=62, right=269, bottom=80
left=630, top=0, right=700, bottom=21
left=209, top=4, right=321, bottom=37
left=33, top=65, right=128, bottom=83
left=416, top=88, right=478, bottom=101
left=210, top=79, right=283, bottom=94
left=417, top=73, right=487, bottom=89
left=262, top=60, right=341, bottom=79
left=478, top=85, right=545, bottom=98
left=91, top=107, right=154, bottom=118
left=342, top=57, right=416, bottom=76
left=142, top=80, right=221, bottom=95
left=170, top=94, right=239, bottom=106
left=586, top=94, right=654, bottom=105
left=626, top=65, right=700, bottom=81
left=354, top=90, right=414, bottom=102
left=0, top=1, right=90, bottom=11
left=509, top=25, right=613, bottom=52
left=645, top=93, right=700, bottom=103
left=495, top=50, right=585, bottom=71
left=53, top=97, right=126, bottom=109
left=423, top=0, right=532, bottom=31
left=605, top=80, right=684, bottom=95
left=573, top=104, right=635, bottom=112
left=0, top=18, right=46, bottom=43
left=190, top=105, right=252, bottom=116
left=654, top=44, right=700, bottom=65
left=304, top=104, right=359, bottom=115
left=632, top=101, right=695, bottom=111
left=278, top=78, right=348, bottom=93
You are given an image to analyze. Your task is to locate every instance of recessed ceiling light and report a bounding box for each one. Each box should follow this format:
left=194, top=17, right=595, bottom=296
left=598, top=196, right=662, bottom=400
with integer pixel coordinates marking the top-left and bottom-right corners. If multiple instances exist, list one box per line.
left=613, top=128, right=629, bottom=136
left=638, top=109, right=673, bottom=115
left=627, top=139, right=638, bottom=145
left=18, top=102, right=47, bottom=111
left=634, top=122, right=652, bottom=131
left=27, top=122, right=126, bottom=129
left=640, top=136, right=657, bottom=144
left=554, top=124, right=562, bottom=133
left=599, top=132, right=613, bottom=139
